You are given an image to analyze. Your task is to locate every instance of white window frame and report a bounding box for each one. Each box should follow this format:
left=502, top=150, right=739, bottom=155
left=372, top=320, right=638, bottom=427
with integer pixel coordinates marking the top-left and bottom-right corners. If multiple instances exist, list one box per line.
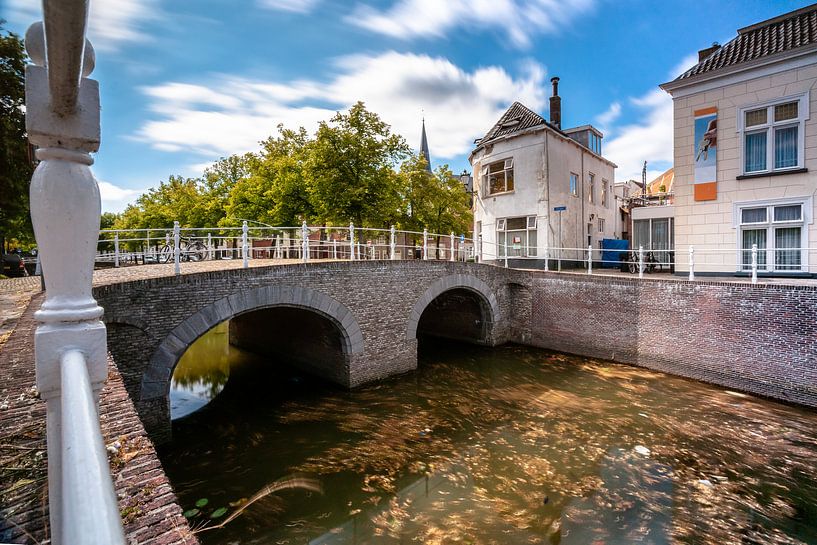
left=497, top=215, right=537, bottom=258
left=588, top=173, right=595, bottom=204
left=737, top=92, right=809, bottom=176
left=598, top=217, right=605, bottom=233
left=733, top=196, right=813, bottom=272
left=569, top=172, right=578, bottom=197
left=601, top=179, right=609, bottom=207
left=484, top=157, right=514, bottom=195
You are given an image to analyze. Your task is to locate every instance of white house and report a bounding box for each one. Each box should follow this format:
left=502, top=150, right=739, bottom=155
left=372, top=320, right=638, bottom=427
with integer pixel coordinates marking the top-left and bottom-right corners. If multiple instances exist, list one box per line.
left=661, top=4, right=817, bottom=277
left=469, top=78, right=618, bottom=267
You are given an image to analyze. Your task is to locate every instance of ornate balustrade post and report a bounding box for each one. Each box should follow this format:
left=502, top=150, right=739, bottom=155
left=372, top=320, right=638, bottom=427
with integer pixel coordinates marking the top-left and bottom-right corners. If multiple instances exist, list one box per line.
left=113, top=233, right=119, bottom=268
left=638, top=245, right=644, bottom=279
left=390, top=225, right=396, bottom=260
left=450, top=232, right=455, bottom=261
left=25, top=10, right=125, bottom=544
left=587, top=245, right=592, bottom=275
left=423, top=229, right=428, bottom=260
left=207, top=233, right=212, bottom=260
left=751, top=243, right=758, bottom=284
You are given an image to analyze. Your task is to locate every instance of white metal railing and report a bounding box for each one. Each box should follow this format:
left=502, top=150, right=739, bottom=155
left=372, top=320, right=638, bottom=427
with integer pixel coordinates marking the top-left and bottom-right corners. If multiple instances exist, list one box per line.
left=95, top=223, right=477, bottom=272
left=93, top=223, right=817, bottom=283
left=475, top=239, right=816, bottom=283
left=25, top=1, right=127, bottom=543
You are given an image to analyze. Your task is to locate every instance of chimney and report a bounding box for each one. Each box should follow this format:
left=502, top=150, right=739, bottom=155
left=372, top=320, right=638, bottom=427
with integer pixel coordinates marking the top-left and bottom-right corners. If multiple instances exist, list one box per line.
left=549, top=76, right=561, bottom=129
left=698, top=42, right=721, bottom=62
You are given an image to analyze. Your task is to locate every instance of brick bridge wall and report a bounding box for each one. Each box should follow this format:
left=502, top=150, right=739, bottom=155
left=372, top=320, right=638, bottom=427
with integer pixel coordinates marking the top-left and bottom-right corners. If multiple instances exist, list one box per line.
left=94, top=262, right=817, bottom=445
left=95, top=261, right=512, bottom=443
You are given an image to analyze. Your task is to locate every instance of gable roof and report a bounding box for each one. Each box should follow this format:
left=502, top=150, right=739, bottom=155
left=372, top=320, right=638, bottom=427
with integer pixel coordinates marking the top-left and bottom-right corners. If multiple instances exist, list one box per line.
left=672, top=3, right=817, bottom=83
left=477, top=101, right=548, bottom=145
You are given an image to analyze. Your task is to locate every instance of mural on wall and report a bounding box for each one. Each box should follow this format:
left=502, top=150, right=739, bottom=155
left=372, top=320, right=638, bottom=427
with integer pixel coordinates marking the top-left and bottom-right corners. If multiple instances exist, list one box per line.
left=693, top=107, right=717, bottom=201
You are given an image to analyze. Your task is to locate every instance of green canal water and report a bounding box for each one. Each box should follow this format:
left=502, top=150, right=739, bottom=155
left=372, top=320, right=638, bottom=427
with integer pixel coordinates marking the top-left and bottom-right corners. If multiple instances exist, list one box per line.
left=162, top=322, right=817, bottom=544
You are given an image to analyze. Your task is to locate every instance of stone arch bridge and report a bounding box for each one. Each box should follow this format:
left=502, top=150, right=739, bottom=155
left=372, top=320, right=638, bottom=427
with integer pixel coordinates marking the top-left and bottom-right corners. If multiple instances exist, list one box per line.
left=95, top=261, right=532, bottom=443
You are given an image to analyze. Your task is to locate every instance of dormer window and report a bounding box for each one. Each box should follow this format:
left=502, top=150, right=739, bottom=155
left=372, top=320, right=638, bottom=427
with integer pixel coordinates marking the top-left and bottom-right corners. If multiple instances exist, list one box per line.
left=500, top=116, right=522, bottom=129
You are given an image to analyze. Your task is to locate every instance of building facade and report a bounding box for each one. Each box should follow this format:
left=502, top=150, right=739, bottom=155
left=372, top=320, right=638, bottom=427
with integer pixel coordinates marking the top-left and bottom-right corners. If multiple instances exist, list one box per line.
left=469, top=79, right=618, bottom=267
left=661, top=5, right=817, bottom=277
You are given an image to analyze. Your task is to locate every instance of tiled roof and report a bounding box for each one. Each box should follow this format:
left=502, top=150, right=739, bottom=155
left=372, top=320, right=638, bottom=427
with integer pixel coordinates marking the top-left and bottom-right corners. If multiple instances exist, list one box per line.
left=647, top=167, right=674, bottom=194
left=674, top=3, right=817, bottom=82
left=477, top=102, right=548, bottom=145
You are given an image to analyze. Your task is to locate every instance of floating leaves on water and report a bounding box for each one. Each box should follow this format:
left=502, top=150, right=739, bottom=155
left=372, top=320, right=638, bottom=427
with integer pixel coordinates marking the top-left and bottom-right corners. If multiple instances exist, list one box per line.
left=210, top=507, right=228, bottom=518
left=195, top=498, right=209, bottom=508
left=183, top=508, right=200, bottom=518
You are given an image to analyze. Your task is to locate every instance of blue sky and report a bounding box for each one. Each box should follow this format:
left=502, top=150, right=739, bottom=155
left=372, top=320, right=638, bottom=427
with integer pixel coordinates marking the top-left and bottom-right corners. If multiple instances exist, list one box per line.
left=6, top=0, right=813, bottom=212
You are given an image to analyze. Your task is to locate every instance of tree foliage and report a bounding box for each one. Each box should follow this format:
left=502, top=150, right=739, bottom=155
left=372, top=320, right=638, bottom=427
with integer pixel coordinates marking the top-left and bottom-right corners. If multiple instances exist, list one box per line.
left=0, top=23, right=34, bottom=250
left=114, top=103, right=472, bottom=238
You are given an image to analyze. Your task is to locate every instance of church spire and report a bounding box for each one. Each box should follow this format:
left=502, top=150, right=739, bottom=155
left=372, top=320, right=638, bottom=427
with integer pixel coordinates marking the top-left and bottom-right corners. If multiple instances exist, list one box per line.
left=420, top=118, right=432, bottom=173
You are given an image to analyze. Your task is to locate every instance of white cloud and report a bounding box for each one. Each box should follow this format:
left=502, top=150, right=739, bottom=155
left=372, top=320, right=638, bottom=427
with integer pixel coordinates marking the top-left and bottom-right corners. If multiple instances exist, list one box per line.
left=347, top=0, right=596, bottom=49
left=134, top=51, right=546, bottom=162
left=604, top=89, right=673, bottom=183
left=603, top=54, right=699, bottom=183
left=6, top=0, right=160, bottom=52
left=98, top=181, right=144, bottom=213
left=258, top=0, right=320, bottom=13
left=594, top=101, right=621, bottom=135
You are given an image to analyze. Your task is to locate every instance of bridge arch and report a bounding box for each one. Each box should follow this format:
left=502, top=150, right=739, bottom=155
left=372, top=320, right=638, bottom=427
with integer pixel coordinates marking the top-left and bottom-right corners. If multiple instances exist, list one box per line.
left=406, top=274, right=501, bottom=345
left=140, top=285, right=364, bottom=404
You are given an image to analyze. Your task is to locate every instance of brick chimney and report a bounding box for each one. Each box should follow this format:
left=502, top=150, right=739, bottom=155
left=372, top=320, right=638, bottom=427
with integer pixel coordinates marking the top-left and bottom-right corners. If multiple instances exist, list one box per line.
left=549, top=76, right=561, bottom=129
left=698, top=42, right=721, bottom=62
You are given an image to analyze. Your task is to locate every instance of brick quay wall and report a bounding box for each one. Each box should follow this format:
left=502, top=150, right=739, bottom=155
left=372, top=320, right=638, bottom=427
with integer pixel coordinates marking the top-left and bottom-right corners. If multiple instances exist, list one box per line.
left=521, top=273, right=817, bottom=408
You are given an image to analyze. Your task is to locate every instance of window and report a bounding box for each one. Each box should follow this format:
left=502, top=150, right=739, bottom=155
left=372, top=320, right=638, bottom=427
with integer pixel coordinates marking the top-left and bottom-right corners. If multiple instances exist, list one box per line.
left=588, top=173, right=595, bottom=204
left=497, top=216, right=537, bottom=257
left=601, top=179, right=609, bottom=207
left=633, top=218, right=675, bottom=265
left=622, top=186, right=629, bottom=199
left=598, top=218, right=605, bottom=232
left=484, top=158, right=514, bottom=194
left=569, top=173, right=578, bottom=196
left=737, top=201, right=807, bottom=271
left=739, top=94, right=808, bottom=175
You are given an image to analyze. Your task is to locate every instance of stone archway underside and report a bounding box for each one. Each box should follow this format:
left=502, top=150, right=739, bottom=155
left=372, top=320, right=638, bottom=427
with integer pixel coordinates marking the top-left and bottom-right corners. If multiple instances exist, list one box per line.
left=140, top=284, right=364, bottom=401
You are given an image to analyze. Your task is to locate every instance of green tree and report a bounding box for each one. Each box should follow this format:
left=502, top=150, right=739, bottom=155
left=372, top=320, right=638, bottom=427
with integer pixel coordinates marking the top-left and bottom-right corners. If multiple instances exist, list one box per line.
left=226, top=126, right=313, bottom=227
left=114, top=175, right=204, bottom=230
left=0, top=23, right=34, bottom=251
left=306, top=102, right=409, bottom=227
left=199, top=154, right=251, bottom=228
left=397, top=155, right=472, bottom=256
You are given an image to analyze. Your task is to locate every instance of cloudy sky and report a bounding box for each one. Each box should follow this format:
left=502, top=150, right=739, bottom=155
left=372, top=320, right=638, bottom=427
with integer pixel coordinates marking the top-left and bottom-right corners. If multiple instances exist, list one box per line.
left=5, top=0, right=811, bottom=212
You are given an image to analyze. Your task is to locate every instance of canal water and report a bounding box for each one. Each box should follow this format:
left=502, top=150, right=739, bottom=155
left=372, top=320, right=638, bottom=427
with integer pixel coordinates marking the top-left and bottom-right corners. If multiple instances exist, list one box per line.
left=162, top=322, right=817, bottom=544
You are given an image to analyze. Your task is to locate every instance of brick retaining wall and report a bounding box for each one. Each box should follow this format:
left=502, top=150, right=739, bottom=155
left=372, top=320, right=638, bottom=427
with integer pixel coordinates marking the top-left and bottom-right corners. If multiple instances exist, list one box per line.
left=525, top=273, right=817, bottom=407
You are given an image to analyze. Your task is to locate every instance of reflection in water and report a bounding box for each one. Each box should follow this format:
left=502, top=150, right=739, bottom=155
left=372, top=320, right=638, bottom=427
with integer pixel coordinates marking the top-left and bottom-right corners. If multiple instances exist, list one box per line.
left=162, top=330, right=817, bottom=544
left=170, top=321, right=233, bottom=419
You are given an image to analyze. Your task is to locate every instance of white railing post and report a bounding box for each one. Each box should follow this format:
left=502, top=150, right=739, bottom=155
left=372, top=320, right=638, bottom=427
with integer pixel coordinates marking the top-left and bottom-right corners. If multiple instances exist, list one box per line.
left=450, top=232, right=455, bottom=261
left=242, top=221, right=249, bottom=269
left=390, top=225, right=396, bottom=260
left=349, top=222, right=355, bottom=260
left=423, top=229, right=428, bottom=260
left=638, top=245, right=644, bottom=279
left=544, top=244, right=549, bottom=271
left=173, top=221, right=180, bottom=275
left=689, top=246, right=695, bottom=281
left=587, top=244, right=592, bottom=275
left=751, top=243, right=758, bottom=284
left=333, top=238, right=338, bottom=260
left=113, top=233, right=119, bottom=268
left=478, top=234, right=483, bottom=263
left=301, top=220, right=309, bottom=263
left=207, top=232, right=212, bottom=260
left=25, top=12, right=126, bottom=545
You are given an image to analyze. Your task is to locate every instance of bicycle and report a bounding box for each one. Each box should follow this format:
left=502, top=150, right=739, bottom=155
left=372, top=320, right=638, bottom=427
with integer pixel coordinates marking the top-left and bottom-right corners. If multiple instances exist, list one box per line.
left=158, top=238, right=208, bottom=263
left=625, top=251, right=658, bottom=274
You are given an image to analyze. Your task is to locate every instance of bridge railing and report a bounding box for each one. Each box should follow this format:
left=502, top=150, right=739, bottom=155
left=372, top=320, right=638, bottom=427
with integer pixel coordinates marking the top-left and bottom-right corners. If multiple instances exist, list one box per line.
left=96, top=223, right=476, bottom=270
